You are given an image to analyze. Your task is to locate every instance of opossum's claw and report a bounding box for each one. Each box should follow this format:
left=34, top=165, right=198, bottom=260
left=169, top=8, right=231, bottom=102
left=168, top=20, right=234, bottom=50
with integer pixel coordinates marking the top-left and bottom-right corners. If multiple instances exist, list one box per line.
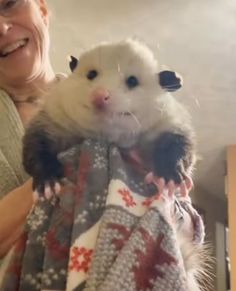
left=32, top=177, right=63, bottom=200
left=145, top=172, right=193, bottom=197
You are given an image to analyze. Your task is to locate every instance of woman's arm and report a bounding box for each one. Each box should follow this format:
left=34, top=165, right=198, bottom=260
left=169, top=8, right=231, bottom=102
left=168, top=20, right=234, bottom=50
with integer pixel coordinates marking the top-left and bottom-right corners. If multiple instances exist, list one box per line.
left=0, top=179, right=33, bottom=258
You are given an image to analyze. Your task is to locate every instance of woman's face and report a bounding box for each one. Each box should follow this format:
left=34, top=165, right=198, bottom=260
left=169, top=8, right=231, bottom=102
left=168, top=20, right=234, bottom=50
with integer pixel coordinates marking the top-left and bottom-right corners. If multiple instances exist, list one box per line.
left=0, top=0, right=50, bottom=85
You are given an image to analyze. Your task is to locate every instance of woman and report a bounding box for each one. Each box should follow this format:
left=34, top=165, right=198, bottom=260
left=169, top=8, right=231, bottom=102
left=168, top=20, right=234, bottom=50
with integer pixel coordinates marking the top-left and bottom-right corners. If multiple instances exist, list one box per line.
left=0, top=0, right=59, bottom=257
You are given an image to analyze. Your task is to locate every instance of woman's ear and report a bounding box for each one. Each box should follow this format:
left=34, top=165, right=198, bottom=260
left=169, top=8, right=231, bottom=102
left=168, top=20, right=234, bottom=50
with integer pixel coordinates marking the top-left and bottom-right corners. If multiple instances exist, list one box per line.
left=69, top=56, right=79, bottom=72
left=158, top=70, right=183, bottom=92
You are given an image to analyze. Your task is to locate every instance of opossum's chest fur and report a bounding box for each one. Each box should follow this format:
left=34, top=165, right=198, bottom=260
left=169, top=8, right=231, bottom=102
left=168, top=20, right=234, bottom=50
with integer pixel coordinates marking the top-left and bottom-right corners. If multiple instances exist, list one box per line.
left=48, top=111, right=173, bottom=176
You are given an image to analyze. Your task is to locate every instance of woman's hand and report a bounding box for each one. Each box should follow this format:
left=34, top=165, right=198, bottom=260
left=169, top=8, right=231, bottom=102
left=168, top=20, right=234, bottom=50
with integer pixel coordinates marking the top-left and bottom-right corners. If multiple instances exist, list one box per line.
left=0, top=179, right=34, bottom=257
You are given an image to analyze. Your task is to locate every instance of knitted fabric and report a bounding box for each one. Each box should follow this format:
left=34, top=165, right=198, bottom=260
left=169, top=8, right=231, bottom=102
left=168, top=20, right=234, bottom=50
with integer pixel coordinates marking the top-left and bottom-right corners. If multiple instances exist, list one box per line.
left=0, top=90, right=28, bottom=198
left=0, top=73, right=66, bottom=198
left=0, top=140, right=205, bottom=291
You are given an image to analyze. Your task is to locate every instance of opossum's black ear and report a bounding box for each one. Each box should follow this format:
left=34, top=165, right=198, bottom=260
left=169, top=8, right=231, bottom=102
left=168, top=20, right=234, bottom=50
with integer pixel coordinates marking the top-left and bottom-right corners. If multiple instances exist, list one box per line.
left=69, top=55, right=79, bottom=72
left=158, top=70, right=183, bottom=92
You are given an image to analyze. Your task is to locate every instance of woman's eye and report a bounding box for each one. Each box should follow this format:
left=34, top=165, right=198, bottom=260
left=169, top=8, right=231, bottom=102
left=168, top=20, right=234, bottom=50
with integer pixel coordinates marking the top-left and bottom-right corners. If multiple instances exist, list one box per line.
left=87, top=70, right=98, bottom=80
left=125, top=75, right=139, bottom=89
left=2, top=0, right=18, bottom=11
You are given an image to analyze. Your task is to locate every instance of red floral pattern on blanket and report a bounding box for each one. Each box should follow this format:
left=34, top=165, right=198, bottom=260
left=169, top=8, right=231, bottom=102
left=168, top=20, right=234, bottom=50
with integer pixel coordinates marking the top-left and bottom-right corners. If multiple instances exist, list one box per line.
left=69, top=247, right=93, bottom=273
left=142, top=194, right=160, bottom=207
left=118, top=188, right=137, bottom=207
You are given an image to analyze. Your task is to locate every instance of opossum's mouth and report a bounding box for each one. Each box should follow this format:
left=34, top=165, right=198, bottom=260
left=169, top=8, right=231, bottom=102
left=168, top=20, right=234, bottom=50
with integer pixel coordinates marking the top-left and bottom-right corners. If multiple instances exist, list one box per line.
left=83, top=105, right=132, bottom=115
left=117, top=112, right=132, bottom=116
left=92, top=106, right=133, bottom=118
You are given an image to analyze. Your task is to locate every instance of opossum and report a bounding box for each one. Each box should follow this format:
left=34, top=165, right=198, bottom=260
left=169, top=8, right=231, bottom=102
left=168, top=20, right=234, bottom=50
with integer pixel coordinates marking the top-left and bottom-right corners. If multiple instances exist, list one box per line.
left=23, top=39, right=195, bottom=192
left=23, top=39, right=210, bottom=290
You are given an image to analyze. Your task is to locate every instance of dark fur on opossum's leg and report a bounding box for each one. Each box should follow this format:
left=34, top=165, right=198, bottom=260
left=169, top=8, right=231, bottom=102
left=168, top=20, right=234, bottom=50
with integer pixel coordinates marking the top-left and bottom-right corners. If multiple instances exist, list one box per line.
left=152, top=131, right=194, bottom=184
left=23, top=115, right=64, bottom=191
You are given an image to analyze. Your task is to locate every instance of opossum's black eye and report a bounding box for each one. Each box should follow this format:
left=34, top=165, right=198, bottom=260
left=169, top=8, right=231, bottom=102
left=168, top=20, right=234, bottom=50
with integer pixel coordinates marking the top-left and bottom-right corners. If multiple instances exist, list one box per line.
left=126, top=75, right=139, bottom=89
left=87, top=70, right=98, bottom=80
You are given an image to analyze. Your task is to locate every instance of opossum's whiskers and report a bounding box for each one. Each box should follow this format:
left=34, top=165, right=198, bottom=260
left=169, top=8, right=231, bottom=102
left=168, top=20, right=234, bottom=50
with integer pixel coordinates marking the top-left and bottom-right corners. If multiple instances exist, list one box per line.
left=117, top=62, right=121, bottom=73
left=99, top=46, right=102, bottom=67
left=153, top=106, right=163, bottom=117
left=192, top=95, right=201, bottom=108
left=117, top=62, right=124, bottom=78
left=154, top=101, right=166, bottom=116
left=128, top=111, right=141, bottom=129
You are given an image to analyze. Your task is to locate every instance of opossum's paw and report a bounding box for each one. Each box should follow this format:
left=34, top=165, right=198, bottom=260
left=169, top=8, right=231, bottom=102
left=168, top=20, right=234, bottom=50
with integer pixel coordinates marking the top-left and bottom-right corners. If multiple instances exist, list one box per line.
left=31, top=158, right=64, bottom=195
left=154, top=160, right=190, bottom=185
left=145, top=172, right=193, bottom=197
left=152, top=131, right=194, bottom=185
left=32, top=178, right=63, bottom=201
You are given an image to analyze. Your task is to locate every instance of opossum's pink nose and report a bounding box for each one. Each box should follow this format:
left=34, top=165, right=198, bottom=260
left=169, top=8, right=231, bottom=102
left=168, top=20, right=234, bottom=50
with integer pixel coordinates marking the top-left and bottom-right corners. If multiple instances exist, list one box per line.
left=91, top=88, right=110, bottom=110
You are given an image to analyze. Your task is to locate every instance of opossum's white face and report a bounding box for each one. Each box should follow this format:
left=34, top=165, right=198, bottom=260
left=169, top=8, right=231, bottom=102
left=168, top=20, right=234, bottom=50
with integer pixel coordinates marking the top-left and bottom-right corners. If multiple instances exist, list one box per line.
left=48, top=39, right=183, bottom=147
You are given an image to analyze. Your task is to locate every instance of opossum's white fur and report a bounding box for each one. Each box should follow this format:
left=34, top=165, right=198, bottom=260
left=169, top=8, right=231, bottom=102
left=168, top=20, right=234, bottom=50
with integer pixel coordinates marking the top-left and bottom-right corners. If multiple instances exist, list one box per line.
left=177, top=234, right=211, bottom=291
left=44, top=39, right=192, bottom=148
left=174, top=209, right=211, bottom=291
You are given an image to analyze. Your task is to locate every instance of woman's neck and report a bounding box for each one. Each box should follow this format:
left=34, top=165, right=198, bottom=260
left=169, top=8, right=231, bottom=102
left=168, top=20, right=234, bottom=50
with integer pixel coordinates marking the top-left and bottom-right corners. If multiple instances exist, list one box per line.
left=2, top=65, right=56, bottom=102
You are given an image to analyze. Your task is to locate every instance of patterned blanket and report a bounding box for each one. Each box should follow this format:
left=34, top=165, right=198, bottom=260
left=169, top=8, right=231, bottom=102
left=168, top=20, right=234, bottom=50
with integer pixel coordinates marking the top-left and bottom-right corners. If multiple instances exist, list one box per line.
left=0, top=140, right=205, bottom=291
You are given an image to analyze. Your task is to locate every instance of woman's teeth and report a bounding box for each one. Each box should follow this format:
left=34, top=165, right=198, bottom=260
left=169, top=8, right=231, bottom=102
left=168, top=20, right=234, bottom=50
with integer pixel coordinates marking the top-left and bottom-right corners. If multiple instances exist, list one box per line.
left=0, top=39, right=28, bottom=57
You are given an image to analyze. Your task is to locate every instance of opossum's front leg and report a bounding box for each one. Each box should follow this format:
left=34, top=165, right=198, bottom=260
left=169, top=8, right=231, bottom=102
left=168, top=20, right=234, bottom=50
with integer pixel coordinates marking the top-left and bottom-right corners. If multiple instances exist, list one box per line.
left=150, top=131, right=194, bottom=194
left=23, top=113, right=65, bottom=193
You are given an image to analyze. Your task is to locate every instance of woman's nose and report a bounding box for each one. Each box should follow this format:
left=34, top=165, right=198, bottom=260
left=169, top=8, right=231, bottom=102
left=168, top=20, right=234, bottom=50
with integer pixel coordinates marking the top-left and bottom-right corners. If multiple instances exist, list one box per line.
left=0, top=17, right=12, bottom=36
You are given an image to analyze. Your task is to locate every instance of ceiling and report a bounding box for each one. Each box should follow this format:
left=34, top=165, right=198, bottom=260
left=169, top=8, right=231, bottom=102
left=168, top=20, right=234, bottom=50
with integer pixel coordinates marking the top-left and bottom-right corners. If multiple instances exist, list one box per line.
left=48, top=0, right=236, bottom=199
